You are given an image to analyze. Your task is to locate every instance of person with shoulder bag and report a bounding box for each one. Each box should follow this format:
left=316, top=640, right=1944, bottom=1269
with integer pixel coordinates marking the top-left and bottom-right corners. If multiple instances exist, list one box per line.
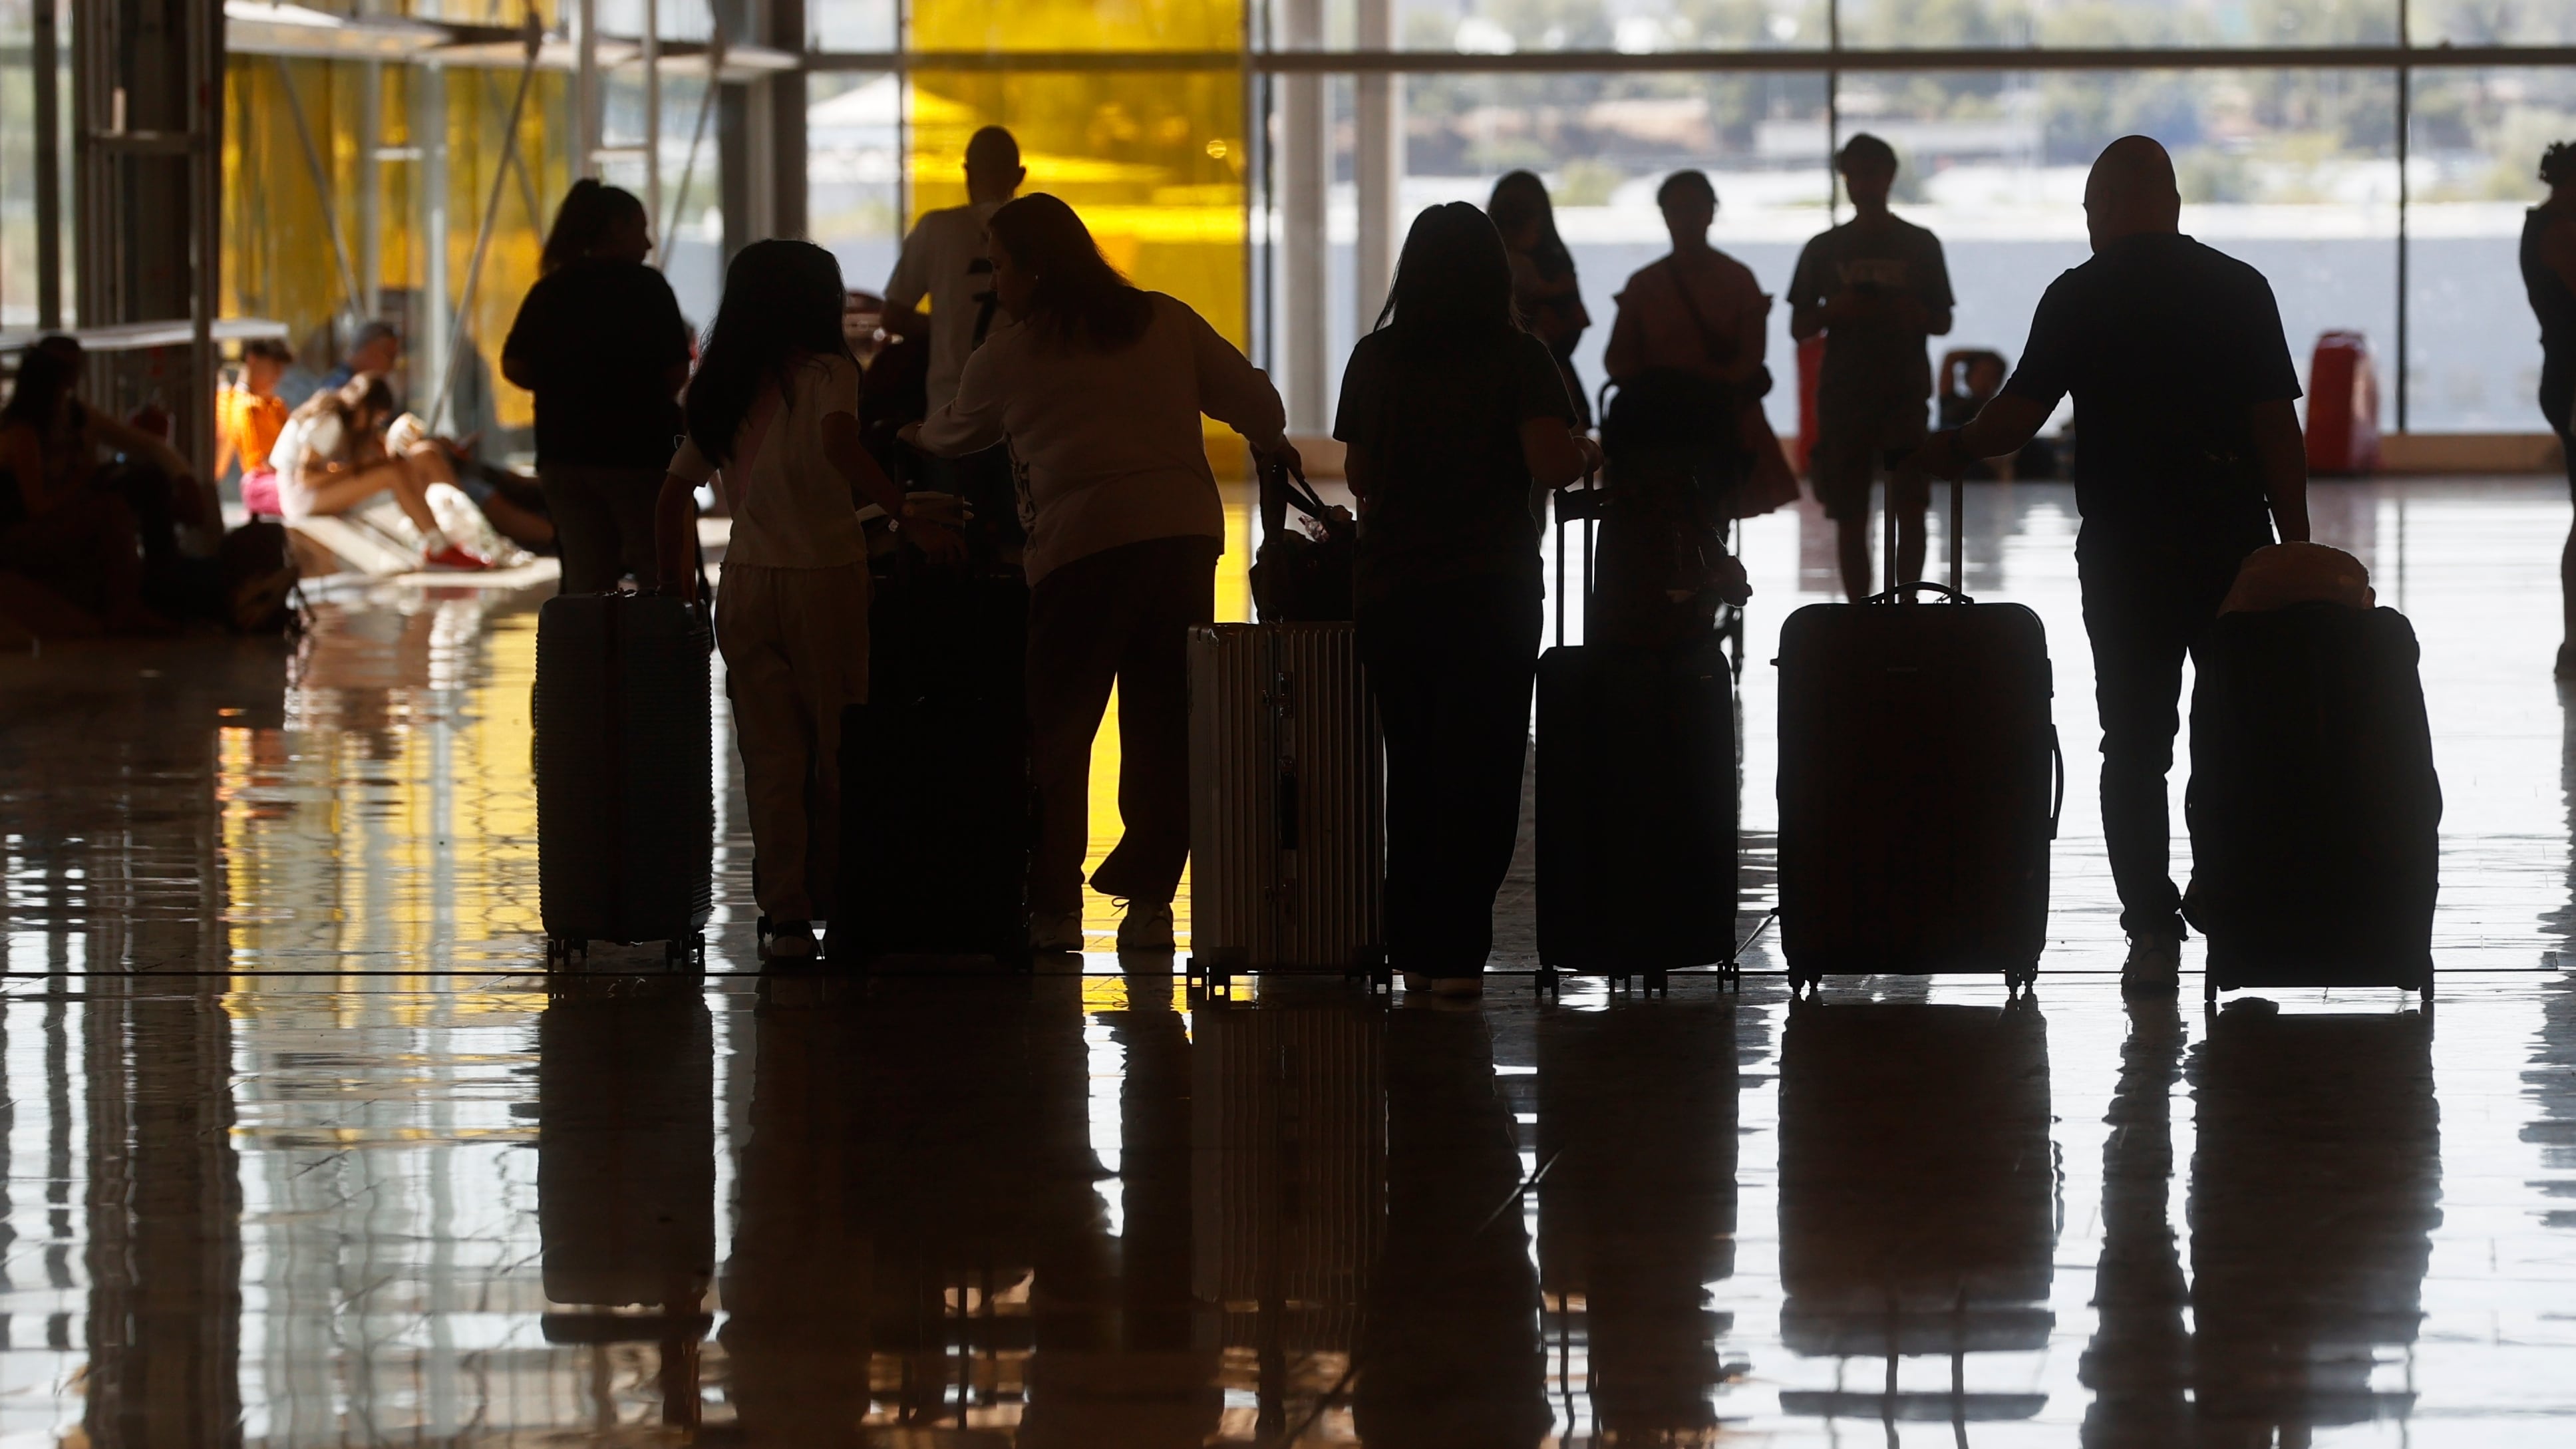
left=1602, top=170, right=1798, bottom=524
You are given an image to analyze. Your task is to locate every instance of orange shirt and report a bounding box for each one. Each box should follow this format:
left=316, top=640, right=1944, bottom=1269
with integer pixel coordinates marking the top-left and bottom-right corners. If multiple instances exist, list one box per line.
left=220, top=386, right=289, bottom=470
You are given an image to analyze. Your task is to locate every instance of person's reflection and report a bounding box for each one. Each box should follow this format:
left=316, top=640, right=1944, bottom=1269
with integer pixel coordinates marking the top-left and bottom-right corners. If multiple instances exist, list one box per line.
left=2076, top=1001, right=2191, bottom=1448
left=1776, top=1001, right=2054, bottom=1428
left=1537, top=1001, right=1738, bottom=1441
left=726, top=975, right=1206, bottom=1444
left=2534, top=687, right=2576, bottom=1215
left=1353, top=1004, right=1551, bottom=1448
left=535, top=973, right=715, bottom=1428
left=2187, top=1000, right=2440, bottom=1442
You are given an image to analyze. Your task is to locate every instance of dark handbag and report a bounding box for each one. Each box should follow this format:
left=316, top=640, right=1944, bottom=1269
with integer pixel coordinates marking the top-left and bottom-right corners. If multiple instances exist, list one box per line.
left=1249, top=455, right=1355, bottom=623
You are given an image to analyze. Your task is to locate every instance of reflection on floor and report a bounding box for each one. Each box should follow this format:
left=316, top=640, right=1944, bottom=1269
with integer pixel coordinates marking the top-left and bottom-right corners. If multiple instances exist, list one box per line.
left=1, top=478, right=2574, bottom=1445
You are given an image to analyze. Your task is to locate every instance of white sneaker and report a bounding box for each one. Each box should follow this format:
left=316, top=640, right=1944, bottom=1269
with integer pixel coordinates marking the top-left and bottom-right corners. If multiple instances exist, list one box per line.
left=762, top=921, right=817, bottom=965
left=2122, top=933, right=2181, bottom=997
left=1115, top=899, right=1176, bottom=951
left=1402, top=972, right=1485, bottom=1000
left=1030, top=909, right=1084, bottom=953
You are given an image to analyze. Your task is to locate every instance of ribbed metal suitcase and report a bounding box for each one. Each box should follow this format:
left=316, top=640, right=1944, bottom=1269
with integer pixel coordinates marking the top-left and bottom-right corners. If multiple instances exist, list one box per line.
left=535, top=592, right=713, bottom=965
left=1184, top=622, right=1388, bottom=995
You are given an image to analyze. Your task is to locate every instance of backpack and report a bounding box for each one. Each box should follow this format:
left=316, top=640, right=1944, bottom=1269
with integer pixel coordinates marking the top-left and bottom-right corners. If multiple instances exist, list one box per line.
left=218, top=520, right=305, bottom=635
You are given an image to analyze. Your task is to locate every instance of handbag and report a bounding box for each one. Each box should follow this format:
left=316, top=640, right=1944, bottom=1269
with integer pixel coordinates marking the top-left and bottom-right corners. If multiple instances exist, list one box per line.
left=1248, top=455, right=1356, bottom=623
left=1654, top=259, right=1800, bottom=520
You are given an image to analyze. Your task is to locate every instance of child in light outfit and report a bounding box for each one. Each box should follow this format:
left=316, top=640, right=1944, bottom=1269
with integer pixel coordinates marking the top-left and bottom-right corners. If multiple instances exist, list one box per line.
left=657, top=240, right=963, bottom=963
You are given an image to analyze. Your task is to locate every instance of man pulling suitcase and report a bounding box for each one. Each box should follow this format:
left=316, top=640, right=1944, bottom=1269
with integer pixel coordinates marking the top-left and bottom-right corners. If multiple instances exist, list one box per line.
left=1915, top=134, right=2313, bottom=997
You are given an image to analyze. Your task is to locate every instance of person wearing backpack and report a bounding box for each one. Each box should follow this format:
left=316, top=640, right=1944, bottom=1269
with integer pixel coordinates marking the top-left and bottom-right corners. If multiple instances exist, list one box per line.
left=1335, top=202, right=1600, bottom=998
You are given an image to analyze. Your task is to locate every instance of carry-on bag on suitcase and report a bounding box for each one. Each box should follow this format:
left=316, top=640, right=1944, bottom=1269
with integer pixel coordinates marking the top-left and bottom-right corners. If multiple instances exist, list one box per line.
left=536, top=591, right=714, bottom=966
left=1775, top=470, right=2060, bottom=995
left=1535, top=472, right=1742, bottom=996
left=837, top=561, right=1033, bottom=968
left=2183, top=581, right=2440, bottom=1005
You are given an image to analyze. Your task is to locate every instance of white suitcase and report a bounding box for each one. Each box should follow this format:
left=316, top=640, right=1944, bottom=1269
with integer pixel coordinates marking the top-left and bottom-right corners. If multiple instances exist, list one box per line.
left=1185, top=623, right=1388, bottom=995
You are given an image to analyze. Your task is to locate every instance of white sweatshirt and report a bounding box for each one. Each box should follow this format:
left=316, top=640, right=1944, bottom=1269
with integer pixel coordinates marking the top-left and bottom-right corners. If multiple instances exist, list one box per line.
left=918, top=291, right=1287, bottom=585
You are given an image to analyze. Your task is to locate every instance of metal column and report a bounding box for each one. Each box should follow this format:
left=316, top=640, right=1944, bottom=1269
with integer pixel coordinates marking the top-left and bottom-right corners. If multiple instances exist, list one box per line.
left=1352, top=0, right=1400, bottom=337
left=1278, top=0, right=1327, bottom=433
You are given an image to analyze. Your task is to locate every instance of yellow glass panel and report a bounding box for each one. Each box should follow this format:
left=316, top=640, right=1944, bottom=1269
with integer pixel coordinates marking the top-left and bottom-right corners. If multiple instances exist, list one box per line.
left=911, top=0, right=1239, bottom=53
left=907, top=69, right=1247, bottom=351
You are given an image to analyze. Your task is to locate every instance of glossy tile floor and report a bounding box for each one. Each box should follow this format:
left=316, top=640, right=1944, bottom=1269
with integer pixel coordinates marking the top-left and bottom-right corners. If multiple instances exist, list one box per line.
left=5, top=478, right=2576, bottom=1446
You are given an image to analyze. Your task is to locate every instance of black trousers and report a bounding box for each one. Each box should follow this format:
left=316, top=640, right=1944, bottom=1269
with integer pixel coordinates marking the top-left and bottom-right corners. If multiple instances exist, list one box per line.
left=1359, top=573, right=1544, bottom=977
left=1025, top=534, right=1218, bottom=915
left=2077, top=522, right=2267, bottom=939
left=2544, top=355, right=2575, bottom=498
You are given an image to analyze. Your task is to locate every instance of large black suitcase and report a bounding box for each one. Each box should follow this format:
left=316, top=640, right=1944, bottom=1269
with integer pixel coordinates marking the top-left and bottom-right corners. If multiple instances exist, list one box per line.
left=1775, top=475, right=2060, bottom=995
left=2184, top=601, right=2440, bottom=1003
left=535, top=592, right=714, bottom=965
left=836, top=564, right=1031, bottom=967
left=1535, top=476, right=1741, bottom=996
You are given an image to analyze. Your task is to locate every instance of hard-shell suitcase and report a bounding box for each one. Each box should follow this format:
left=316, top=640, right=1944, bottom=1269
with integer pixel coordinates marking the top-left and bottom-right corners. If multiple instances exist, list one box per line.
left=1775, top=474, right=2060, bottom=995
left=2184, top=601, right=2440, bottom=1003
left=1185, top=621, right=1388, bottom=996
left=1535, top=475, right=1741, bottom=996
left=1776, top=1001, right=2054, bottom=1424
left=837, top=565, right=1031, bottom=967
left=535, top=591, right=714, bottom=965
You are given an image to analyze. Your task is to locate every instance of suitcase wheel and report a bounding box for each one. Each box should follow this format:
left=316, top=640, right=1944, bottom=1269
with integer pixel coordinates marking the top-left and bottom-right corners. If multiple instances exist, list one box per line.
left=1535, top=966, right=1560, bottom=1000
left=2205, top=976, right=2219, bottom=1005
left=755, top=913, right=772, bottom=946
left=2419, top=983, right=2434, bottom=1011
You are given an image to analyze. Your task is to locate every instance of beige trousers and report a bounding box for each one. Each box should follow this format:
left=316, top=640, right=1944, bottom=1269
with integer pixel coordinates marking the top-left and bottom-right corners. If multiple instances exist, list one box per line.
left=717, top=560, right=872, bottom=923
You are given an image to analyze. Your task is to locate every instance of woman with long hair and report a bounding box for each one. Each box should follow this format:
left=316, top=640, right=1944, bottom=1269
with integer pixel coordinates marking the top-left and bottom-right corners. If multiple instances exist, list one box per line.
left=655, top=239, right=963, bottom=963
left=1335, top=201, right=1600, bottom=997
left=0, top=344, right=174, bottom=632
left=1488, top=170, right=1592, bottom=424
left=505, top=179, right=693, bottom=592
left=911, top=192, right=1293, bottom=955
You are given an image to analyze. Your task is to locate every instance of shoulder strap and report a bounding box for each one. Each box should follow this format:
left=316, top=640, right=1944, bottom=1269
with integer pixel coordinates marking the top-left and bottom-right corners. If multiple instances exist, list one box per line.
left=1662, top=257, right=1729, bottom=366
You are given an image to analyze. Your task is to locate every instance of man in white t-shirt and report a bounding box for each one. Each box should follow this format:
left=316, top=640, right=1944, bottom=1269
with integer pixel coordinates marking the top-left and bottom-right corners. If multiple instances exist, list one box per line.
left=884, top=126, right=1027, bottom=413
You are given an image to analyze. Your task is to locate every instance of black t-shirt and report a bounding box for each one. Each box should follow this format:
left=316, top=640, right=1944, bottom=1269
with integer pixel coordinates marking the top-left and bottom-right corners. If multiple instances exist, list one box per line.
left=502, top=261, right=693, bottom=469
left=2003, top=233, right=2300, bottom=533
left=1333, top=327, right=1576, bottom=605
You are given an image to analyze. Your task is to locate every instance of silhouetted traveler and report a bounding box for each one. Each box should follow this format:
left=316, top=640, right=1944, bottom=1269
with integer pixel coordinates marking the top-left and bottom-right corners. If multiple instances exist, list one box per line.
left=321, top=320, right=402, bottom=395
left=1790, top=134, right=1955, bottom=600
left=1488, top=170, right=1592, bottom=427
left=1917, top=136, right=2311, bottom=997
left=273, top=373, right=490, bottom=570
left=911, top=194, right=1291, bottom=955
left=10, top=332, right=212, bottom=596
left=1336, top=202, right=1599, bottom=997
left=503, top=180, right=693, bottom=593
left=655, top=240, right=966, bottom=964
left=2525, top=142, right=2576, bottom=675
left=1602, top=170, right=1772, bottom=510
left=0, top=345, right=175, bottom=633
left=886, top=126, right=1027, bottom=542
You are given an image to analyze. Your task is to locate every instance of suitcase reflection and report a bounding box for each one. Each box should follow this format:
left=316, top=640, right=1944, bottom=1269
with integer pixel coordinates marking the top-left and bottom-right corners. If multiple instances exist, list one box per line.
left=2183, top=1002, right=2438, bottom=1440
left=1776, top=1001, right=2055, bottom=1428
left=535, top=973, right=716, bottom=1429
left=1537, top=1001, right=1746, bottom=1443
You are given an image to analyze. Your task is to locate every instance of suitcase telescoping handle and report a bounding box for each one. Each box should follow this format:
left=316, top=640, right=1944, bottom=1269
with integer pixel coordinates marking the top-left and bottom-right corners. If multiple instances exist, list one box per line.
left=1877, top=456, right=1969, bottom=604
left=1552, top=467, right=1601, bottom=649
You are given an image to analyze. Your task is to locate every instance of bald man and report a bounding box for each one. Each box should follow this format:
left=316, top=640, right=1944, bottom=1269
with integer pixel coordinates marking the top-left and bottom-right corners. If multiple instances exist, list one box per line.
left=1915, top=135, right=2310, bottom=997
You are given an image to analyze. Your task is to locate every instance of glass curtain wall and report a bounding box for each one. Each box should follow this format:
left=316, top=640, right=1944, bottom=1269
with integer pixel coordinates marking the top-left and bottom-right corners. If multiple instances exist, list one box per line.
left=1217, top=0, right=2575, bottom=436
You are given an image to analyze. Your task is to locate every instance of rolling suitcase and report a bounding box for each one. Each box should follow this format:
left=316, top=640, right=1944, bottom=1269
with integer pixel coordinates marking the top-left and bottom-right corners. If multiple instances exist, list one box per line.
left=836, top=563, right=1032, bottom=967
left=1184, top=621, right=1388, bottom=997
left=2184, top=599, right=2440, bottom=1004
left=535, top=591, right=714, bottom=965
left=1775, top=472, right=2060, bottom=996
left=1535, top=474, right=1741, bottom=997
